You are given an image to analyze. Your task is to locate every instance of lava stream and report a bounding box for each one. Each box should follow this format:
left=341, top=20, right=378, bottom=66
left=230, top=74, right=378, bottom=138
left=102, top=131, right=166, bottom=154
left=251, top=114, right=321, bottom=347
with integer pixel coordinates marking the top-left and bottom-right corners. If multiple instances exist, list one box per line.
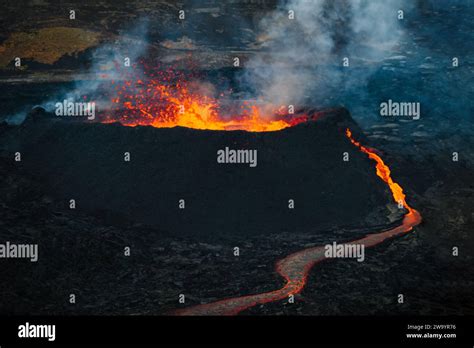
left=173, top=128, right=421, bottom=316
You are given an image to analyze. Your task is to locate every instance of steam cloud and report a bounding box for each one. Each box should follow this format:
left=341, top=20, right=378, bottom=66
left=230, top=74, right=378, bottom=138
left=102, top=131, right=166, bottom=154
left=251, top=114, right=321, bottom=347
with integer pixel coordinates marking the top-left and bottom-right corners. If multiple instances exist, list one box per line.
left=239, top=0, right=410, bottom=109
left=45, top=19, right=150, bottom=111
left=7, top=20, right=150, bottom=124
left=6, top=0, right=467, bottom=127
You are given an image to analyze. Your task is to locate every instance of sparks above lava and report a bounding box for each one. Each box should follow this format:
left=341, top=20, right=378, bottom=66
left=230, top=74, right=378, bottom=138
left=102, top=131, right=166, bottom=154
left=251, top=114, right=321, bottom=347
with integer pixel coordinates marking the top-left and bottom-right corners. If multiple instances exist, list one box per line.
left=101, top=64, right=309, bottom=132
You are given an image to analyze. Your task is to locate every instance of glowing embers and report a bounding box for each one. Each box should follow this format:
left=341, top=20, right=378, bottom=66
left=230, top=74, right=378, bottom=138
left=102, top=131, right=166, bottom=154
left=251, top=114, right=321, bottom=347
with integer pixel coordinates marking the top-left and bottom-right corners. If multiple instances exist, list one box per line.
left=109, top=83, right=302, bottom=132
left=102, top=64, right=309, bottom=132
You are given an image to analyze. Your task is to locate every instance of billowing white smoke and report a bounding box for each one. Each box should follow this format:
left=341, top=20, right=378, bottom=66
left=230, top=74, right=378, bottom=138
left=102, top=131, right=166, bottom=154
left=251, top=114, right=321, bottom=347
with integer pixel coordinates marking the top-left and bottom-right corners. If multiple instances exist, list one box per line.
left=240, top=0, right=409, bottom=109
left=44, top=19, right=150, bottom=111
left=7, top=20, right=150, bottom=124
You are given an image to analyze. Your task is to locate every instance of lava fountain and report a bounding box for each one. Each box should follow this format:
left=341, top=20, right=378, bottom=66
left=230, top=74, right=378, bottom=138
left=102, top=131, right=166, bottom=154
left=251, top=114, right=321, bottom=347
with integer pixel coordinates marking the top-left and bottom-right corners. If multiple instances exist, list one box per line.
left=97, top=64, right=421, bottom=315
left=101, top=64, right=310, bottom=132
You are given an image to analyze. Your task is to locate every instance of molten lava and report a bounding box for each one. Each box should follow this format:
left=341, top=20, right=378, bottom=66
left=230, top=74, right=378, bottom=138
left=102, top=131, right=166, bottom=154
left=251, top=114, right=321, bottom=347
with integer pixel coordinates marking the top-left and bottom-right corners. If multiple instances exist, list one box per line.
left=103, top=65, right=308, bottom=132
left=100, top=64, right=421, bottom=315
left=345, top=128, right=411, bottom=212
left=173, top=128, right=421, bottom=316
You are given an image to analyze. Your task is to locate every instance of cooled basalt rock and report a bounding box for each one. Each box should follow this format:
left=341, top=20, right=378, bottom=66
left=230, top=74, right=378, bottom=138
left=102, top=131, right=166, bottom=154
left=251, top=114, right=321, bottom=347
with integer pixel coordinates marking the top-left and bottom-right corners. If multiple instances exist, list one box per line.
left=0, top=107, right=401, bottom=240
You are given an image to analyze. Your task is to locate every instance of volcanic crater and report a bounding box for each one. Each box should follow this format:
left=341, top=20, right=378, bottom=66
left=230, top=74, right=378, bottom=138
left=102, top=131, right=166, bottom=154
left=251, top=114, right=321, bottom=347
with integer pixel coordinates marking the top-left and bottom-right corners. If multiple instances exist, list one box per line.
left=1, top=107, right=404, bottom=242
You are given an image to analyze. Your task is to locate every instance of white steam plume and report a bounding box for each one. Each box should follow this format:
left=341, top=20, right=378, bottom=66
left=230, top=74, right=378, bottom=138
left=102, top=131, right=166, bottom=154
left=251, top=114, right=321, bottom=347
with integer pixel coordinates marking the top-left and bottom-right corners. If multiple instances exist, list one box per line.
left=239, top=0, right=410, bottom=109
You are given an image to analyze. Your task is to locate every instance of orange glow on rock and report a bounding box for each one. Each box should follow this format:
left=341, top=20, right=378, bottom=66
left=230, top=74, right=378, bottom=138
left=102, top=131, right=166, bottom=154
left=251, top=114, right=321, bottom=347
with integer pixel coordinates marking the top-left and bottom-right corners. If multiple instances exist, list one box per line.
left=345, top=128, right=411, bottom=212
left=172, top=128, right=421, bottom=316
left=102, top=68, right=308, bottom=132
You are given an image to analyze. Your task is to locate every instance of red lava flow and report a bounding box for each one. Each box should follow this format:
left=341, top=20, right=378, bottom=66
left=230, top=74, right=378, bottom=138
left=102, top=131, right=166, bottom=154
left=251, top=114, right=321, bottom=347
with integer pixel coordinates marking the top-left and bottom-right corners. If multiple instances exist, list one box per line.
left=173, top=128, right=422, bottom=316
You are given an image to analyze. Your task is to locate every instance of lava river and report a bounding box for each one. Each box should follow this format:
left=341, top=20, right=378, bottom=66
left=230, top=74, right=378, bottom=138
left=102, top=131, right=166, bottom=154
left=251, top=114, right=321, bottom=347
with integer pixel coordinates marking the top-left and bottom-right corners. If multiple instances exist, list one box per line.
left=173, top=128, right=422, bottom=316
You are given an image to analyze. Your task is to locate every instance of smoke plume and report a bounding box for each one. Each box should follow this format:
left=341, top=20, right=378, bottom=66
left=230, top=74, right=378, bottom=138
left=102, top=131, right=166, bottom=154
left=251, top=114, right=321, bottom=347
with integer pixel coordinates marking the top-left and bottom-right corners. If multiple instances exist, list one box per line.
left=239, top=0, right=409, bottom=109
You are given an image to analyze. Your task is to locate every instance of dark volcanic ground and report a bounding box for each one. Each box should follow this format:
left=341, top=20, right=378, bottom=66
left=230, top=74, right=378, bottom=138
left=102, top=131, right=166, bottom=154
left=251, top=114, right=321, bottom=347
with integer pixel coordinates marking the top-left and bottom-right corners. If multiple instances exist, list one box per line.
left=246, top=133, right=474, bottom=315
left=0, top=108, right=472, bottom=315
left=0, top=0, right=473, bottom=316
left=0, top=108, right=403, bottom=314
left=1, top=108, right=397, bottom=240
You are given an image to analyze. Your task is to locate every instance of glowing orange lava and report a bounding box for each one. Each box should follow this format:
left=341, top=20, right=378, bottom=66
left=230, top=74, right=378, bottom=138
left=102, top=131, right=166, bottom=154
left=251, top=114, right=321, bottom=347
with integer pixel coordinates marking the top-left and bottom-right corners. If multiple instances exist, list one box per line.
left=345, top=128, right=411, bottom=212
left=173, top=128, right=421, bottom=316
left=103, top=69, right=308, bottom=132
